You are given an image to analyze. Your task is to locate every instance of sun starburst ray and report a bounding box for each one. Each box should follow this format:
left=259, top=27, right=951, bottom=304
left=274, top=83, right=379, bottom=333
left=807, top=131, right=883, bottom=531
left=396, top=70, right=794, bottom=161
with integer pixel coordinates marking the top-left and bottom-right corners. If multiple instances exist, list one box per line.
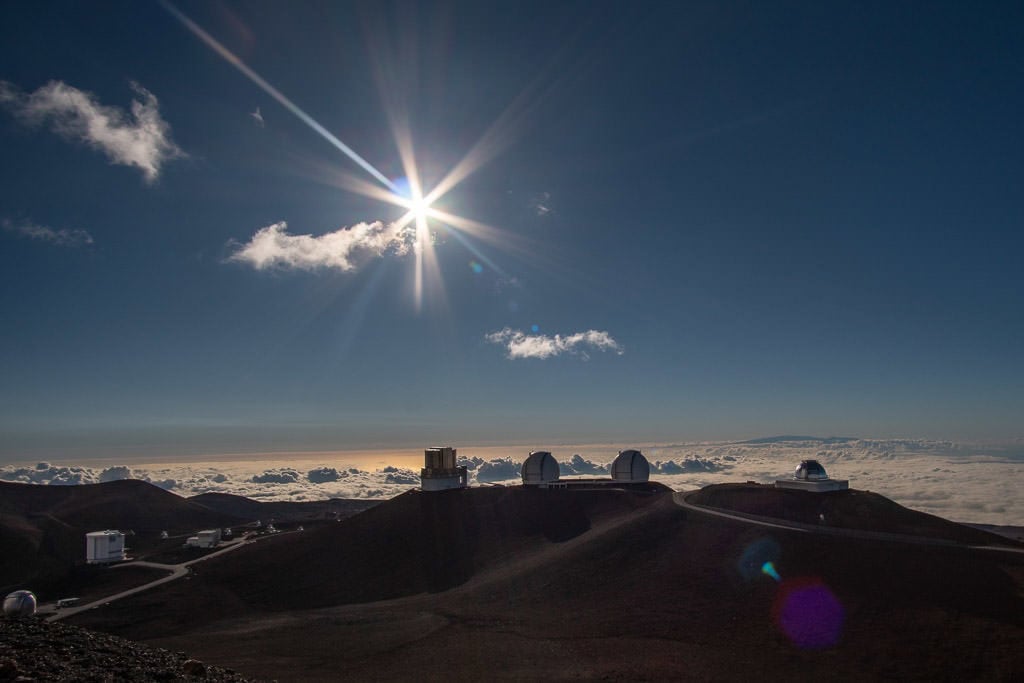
left=322, top=167, right=412, bottom=209
left=427, top=209, right=535, bottom=261
left=438, top=226, right=507, bottom=278
left=163, top=0, right=547, bottom=315
left=160, top=0, right=400, bottom=194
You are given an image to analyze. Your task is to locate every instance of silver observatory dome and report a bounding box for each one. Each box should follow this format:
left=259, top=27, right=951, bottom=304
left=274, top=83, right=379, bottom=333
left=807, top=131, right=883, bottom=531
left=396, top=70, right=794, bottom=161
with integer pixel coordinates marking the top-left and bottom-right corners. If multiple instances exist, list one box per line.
left=610, top=449, right=650, bottom=482
left=522, top=451, right=560, bottom=485
left=794, top=459, right=829, bottom=481
left=3, top=590, right=37, bottom=617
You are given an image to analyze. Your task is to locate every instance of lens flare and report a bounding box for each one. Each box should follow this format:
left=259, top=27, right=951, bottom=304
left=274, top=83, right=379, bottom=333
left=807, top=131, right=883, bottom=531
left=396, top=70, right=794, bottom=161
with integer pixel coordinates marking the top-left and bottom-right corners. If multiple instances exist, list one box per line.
left=761, top=561, right=781, bottom=582
left=737, top=537, right=781, bottom=581
left=163, top=0, right=541, bottom=313
left=773, top=578, right=845, bottom=650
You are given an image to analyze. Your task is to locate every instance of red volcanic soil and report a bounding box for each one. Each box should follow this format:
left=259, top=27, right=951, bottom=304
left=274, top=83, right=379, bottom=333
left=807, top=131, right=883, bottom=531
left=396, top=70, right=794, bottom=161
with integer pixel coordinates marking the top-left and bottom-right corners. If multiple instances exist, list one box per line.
left=68, top=485, right=1024, bottom=681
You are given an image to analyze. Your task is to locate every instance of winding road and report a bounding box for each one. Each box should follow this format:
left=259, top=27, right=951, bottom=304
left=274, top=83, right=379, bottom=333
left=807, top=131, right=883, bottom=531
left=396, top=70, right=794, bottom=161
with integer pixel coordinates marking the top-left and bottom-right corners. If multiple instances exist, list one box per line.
left=46, top=533, right=268, bottom=622
left=672, top=490, right=1024, bottom=555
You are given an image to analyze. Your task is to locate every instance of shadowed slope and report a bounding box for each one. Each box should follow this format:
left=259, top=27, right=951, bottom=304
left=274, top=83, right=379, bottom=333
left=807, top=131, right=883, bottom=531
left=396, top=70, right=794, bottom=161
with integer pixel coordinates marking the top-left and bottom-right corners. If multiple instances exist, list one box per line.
left=70, top=486, right=1024, bottom=681
left=187, top=492, right=378, bottom=523
left=178, top=486, right=666, bottom=609
left=0, top=480, right=244, bottom=590
left=67, top=485, right=668, bottom=634
left=0, top=480, right=241, bottom=533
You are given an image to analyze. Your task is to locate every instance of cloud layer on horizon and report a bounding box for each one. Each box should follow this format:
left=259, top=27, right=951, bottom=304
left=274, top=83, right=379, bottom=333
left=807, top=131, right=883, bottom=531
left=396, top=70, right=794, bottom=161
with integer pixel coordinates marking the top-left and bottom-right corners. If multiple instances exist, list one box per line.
left=486, top=328, right=623, bottom=360
left=0, top=80, right=184, bottom=183
left=228, top=220, right=413, bottom=272
left=1, top=439, right=1021, bottom=525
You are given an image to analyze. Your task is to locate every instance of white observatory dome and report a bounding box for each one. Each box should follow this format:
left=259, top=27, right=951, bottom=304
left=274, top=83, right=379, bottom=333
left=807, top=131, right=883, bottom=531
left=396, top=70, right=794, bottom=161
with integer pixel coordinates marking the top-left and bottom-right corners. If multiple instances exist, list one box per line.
left=611, top=449, right=650, bottom=482
left=522, top=451, right=560, bottom=485
left=794, top=460, right=829, bottom=481
left=3, top=590, right=37, bottom=617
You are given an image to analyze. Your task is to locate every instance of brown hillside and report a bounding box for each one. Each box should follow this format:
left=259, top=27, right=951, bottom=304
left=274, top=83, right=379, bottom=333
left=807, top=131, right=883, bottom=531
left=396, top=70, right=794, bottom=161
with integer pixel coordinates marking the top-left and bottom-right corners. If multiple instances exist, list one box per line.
left=68, top=485, right=668, bottom=633
left=688, top=483, right=1019, bottom=545
left=0, top=480, right=243, bottom=591
left=0, top=480, right=243, bottom=533
left=66, top=485, right=1024, bottom=681
left=187, top=492, right=378, bottom=523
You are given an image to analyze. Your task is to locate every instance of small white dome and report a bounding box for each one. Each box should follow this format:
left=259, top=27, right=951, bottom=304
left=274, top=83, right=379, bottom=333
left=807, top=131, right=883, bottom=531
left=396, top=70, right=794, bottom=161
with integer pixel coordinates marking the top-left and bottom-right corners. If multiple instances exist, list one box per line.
left=795, top=460, right=829, bottom=481
left=3, top=590, right=37, bottom=617
left=611, top=449, right=650, bottom=482
left=522, top=451, right=560, bottom=485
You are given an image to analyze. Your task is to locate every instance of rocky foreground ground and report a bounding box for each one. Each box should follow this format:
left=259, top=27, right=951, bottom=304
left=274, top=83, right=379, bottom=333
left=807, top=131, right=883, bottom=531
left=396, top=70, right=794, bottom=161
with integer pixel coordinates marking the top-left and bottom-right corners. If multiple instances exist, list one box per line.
left=0, top=618, right=258, bottom=682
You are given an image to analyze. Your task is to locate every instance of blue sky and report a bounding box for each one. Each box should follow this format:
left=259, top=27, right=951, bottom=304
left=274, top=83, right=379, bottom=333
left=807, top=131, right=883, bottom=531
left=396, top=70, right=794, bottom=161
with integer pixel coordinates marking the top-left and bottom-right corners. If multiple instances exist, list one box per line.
left=1, top=1, right=1022, bottom=460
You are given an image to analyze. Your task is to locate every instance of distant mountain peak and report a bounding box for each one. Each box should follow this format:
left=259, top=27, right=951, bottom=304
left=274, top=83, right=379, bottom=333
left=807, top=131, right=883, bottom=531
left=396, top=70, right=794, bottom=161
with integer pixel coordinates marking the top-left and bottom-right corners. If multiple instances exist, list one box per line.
left=739, top=435, right=858, bottom=445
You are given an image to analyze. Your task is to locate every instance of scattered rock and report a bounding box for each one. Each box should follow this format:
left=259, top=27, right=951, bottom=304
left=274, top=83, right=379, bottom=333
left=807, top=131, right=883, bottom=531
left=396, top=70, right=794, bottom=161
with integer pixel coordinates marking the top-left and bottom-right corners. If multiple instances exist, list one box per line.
left=0, top=658, right=19, bottom=680
left=182, top=659, right=206, bottom=677
left=0, top=618, right=258, bottom=681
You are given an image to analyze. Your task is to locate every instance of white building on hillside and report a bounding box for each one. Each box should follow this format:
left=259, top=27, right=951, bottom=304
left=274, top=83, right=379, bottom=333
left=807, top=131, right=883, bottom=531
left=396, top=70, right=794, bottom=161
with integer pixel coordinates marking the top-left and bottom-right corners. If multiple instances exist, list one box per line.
left=186, top=529, right=222, bottom=548
left=86, top=530, right=126, bottom=564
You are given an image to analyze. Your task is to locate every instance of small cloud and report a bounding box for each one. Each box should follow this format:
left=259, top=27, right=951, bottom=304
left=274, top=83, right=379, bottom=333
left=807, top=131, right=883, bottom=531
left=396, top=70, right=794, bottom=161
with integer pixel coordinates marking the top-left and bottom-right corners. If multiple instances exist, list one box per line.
left=381, top=467, right=419, bottom=485
left=652, top=459, right=729, bottom=475
left=485, top=327, right=623, bottom=360
left=307, top=466, right=341, bottom=484
left=493, top=275, right=523, bottom=295
left=250, top=106, right=264, bottom=127
left=0, top=80, right=184, bottom=183
left=530, top=191, right=552, bottom=217
left=251, top=468, right=302, bottom=484
left=228, top=220, right=414, bottom=272
left=457, top=456, right=484, bottom=470
left=475, top=458, right=520, bottom=483
left=562, top=454, right=608, bottom=476
left=99, top=466, right=132, bottom=482
left=2, top=218, right=93, bottom=247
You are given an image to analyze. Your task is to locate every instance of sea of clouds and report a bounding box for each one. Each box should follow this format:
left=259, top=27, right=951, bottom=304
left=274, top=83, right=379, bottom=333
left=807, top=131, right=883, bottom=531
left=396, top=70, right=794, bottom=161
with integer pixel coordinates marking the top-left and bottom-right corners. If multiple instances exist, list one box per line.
left=2, top=438, right=1022, bottom=525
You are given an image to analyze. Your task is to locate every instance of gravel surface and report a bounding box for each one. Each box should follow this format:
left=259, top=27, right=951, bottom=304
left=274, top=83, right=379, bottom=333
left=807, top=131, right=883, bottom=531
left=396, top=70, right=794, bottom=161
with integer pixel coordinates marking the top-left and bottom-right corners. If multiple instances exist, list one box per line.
left=0, top=617, right=260, bottom=682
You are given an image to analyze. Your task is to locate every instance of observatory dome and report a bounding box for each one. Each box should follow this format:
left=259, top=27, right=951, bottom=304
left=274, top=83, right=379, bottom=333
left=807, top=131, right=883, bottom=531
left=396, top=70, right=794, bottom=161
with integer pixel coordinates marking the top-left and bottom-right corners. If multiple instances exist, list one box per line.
left=522, top=451, right=560, bottom=485
left=3, top=590, right=37, bottom=617
left=611, top=449, right=650, bottom=482
left=794, top=460, right=829, bottom=481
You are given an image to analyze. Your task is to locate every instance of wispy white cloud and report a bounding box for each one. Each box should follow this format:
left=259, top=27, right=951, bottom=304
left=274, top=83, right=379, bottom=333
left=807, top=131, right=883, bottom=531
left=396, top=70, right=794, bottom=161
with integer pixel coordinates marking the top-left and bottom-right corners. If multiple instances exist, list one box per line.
left=485, top=327, right=623, bottom=360
left=530, top=191, right=552, bottom=216
left=0, top=80, right=184, bottom=183
left=2, top=218, right=93, bottom=247
left=228, top=220, right=414, bottom=272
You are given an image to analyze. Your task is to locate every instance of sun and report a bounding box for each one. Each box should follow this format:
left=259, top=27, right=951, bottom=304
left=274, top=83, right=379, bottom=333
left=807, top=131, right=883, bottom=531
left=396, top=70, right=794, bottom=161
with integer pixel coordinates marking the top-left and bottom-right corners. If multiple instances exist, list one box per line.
left=410, top=193, right=431, bottom=224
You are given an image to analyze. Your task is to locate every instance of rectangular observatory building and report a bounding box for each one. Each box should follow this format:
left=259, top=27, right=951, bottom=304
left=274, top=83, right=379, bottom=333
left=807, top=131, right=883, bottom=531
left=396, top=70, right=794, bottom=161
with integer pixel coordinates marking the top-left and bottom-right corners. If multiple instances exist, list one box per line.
left=420, top=446, right=468, bottom=491
left=85, top=530, right=126, bottom=564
